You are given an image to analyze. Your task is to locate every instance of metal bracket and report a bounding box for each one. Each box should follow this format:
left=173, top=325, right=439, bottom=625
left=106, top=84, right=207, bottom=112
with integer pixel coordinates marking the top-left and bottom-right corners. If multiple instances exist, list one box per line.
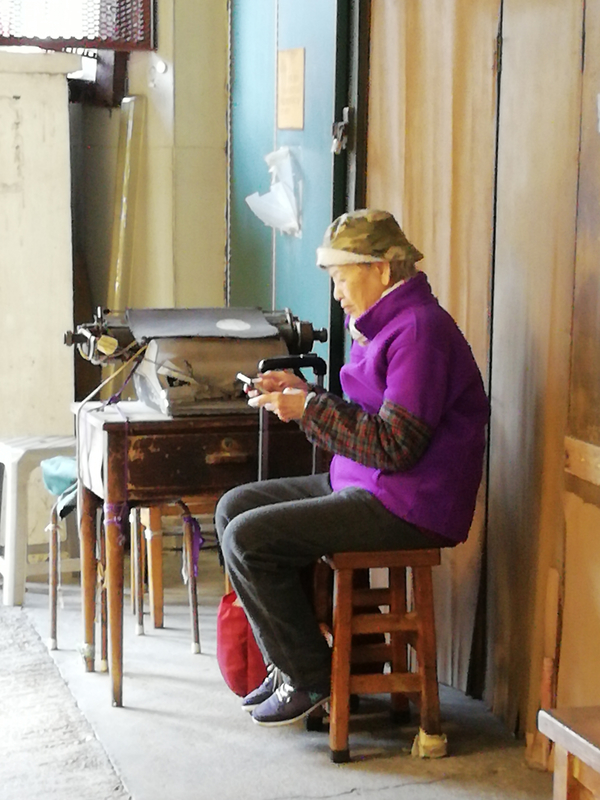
left=332, top=106, right=351, bottom=155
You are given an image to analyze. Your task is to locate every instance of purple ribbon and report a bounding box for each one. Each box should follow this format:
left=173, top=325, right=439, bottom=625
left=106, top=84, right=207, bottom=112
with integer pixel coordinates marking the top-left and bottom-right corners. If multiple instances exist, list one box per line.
left=183, top=514, right=205, bottom=577
left=103, top=501, right=129, bottom=546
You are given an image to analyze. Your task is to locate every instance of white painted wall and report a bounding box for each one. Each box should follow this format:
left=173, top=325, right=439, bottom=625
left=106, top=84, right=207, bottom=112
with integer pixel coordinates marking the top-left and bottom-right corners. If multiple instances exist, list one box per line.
left=75, top=0, right=229, bottom=312
left=0, top=51, right=79, bottom=436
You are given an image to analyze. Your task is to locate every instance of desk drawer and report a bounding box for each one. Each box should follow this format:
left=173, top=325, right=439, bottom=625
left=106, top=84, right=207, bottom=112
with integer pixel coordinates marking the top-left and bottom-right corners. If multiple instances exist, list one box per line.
left=126, top=430, right=259, bottom=499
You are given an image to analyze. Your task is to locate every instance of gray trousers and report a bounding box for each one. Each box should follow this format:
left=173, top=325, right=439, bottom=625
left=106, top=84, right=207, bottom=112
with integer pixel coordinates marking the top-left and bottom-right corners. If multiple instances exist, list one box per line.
left=215, top=472, right=443, bottom=692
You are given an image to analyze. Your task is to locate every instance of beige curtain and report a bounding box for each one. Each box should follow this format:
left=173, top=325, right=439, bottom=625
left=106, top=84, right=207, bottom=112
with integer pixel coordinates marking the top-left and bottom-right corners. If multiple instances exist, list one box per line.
left=367, top=0, right=499, bottom=692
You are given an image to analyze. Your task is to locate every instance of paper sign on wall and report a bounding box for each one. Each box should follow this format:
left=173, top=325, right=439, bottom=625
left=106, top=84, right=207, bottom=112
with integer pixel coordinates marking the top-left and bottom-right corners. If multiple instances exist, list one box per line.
left=277, top=48, right=305, bottom=130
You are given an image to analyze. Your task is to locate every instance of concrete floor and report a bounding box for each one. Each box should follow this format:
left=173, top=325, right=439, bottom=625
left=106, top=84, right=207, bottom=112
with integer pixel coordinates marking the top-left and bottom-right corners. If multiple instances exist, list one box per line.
left=22, top=546, right=553, bottom=800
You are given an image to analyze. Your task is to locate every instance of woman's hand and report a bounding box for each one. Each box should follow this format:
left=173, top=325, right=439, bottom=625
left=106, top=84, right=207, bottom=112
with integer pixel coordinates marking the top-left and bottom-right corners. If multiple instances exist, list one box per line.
left=247, top=387, right=307, bottom=422
left=253, top=370, right=308, bottom=393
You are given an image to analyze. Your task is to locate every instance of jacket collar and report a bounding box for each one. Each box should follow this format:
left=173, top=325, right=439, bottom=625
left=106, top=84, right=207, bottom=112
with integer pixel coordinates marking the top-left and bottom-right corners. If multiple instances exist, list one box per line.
left=354, top=272, right=435, bottom=340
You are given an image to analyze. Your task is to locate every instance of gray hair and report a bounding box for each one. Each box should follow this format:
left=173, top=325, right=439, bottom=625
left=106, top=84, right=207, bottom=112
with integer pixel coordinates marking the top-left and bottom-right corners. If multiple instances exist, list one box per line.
left=389, top=259, right=418, bottom=283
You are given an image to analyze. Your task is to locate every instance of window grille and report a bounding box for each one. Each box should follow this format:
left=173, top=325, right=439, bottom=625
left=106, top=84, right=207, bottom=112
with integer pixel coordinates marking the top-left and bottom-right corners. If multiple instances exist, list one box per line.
left=0, top=0, right=155, bottom=51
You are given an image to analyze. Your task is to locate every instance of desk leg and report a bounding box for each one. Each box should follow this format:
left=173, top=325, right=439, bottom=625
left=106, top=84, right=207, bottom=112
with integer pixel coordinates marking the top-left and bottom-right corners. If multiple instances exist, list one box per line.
left=104, top=430, right=128, bottom=707
left=99, top=518, right=108, bottom=672
left=79, top=487, right=99, bottom=672
left=104, top=502, right=127, bottom=707
left=182, top=515, right=201, bottom=654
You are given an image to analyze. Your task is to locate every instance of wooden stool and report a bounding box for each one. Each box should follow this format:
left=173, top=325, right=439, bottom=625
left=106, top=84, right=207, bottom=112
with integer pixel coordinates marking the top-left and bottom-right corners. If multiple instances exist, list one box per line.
left=318, top=548, right=446, bottom=763
left=538, top=707, right=600, bottom=799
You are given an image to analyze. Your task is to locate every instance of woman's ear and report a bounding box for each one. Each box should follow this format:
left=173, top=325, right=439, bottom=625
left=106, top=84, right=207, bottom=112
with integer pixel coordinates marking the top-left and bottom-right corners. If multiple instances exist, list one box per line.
left=377, top=260, right=392, bottom=287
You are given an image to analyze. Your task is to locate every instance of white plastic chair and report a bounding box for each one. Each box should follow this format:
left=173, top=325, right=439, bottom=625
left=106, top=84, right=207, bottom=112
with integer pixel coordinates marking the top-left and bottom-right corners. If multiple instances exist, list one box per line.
left=0, top=436, right=76, bottom=605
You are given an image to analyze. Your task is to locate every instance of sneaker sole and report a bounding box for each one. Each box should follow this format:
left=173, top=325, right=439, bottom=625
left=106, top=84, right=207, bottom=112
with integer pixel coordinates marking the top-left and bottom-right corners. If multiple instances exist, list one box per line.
left=251, top=696, right=330, bottom=727
left=241, top=690, right=277, bottom=712
left=241, top=702, right=261, bottom=712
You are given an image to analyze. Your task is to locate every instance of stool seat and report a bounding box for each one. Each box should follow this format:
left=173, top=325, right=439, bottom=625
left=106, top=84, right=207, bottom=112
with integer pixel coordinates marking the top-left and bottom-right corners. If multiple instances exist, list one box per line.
left=326, top=548, right=441, bottom=570
left=318, top=547, right=446, bottom=763
left=0, top=435, right=76, bottom=606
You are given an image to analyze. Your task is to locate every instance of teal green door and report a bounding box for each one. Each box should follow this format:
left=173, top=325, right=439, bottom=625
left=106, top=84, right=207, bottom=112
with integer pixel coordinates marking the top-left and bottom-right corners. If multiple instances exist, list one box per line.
left=229, top=0, right=349, bottom=387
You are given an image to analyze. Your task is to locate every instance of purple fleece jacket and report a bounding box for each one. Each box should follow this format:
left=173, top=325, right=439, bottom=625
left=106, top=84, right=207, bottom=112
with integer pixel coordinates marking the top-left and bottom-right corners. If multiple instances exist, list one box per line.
left=330, top=271, right=489, bottom=543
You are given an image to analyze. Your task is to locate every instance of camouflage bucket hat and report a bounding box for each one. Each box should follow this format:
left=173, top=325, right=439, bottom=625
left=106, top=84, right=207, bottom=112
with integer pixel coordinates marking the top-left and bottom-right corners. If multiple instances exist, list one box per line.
left=316, top=209, right=423, bottom=267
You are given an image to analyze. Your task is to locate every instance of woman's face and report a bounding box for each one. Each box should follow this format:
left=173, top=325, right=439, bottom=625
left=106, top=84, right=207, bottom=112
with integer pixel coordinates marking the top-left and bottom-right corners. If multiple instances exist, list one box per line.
left=327, top=262, right=391, bottom=318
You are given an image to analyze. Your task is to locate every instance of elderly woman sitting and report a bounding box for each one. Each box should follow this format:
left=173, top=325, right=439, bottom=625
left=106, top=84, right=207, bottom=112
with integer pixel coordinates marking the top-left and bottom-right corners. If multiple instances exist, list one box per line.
left=216, top=209, right=489, bottom=727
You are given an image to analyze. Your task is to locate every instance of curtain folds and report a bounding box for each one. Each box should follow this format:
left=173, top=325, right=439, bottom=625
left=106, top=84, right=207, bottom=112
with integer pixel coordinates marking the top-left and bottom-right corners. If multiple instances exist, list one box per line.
left=367, top=0, right=499, bottom=695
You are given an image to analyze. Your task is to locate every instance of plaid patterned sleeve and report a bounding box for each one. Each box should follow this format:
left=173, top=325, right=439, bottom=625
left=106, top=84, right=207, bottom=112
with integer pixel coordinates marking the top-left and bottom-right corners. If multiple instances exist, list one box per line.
left=298, top=393, right=432, bottom=471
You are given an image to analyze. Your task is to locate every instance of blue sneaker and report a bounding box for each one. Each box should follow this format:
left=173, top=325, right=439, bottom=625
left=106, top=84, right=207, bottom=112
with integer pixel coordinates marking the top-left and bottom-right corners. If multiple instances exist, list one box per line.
left=241, top=664, right=284, bottom=712
left=251, top=682, right=330, bottom=727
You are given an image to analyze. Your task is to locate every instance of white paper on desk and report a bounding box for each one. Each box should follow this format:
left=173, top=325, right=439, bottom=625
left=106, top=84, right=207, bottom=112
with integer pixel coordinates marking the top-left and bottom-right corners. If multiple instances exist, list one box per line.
left=78, top=414, right=105, bottom=499
left=245, top=146, right=300, bottom=236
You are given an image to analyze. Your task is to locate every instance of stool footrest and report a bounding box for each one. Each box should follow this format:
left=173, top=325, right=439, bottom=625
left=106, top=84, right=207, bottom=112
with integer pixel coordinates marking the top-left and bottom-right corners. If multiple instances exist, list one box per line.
left=350, top=671, right=422, bottom=695
left=353, top=587, right=391, bottom=606
left=352, top=611, right=419, bottom=635
left=351, top=642, right=392, bottom=663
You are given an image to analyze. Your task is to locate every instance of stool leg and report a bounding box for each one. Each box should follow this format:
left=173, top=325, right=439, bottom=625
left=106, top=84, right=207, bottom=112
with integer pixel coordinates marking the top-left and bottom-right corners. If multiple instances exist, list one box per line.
left=130, top=529, right=136, bottom=616
left=146, top=507, right=164, bottom=629
left=413, top=566, right=441, bottom=736
left=182, top=515, right=201, bottom=654
left=79, top=487, right=98, bottom=672
left=49, top=505, right=59, bottom=650
left=330, top=567, right=353, bottom=763
left=131, top=509, right=144, bottom=635
left=389, top=566, right=411, bottom=723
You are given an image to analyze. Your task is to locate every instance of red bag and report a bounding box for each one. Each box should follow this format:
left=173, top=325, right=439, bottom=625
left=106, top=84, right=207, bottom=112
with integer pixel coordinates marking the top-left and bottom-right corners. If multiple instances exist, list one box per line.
left=216, top=590, right=267, bottom=697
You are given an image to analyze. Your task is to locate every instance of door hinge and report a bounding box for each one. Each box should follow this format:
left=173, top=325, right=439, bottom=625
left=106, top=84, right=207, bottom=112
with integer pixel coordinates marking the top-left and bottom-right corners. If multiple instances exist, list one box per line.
left=332, top=107, right=351, bottom=155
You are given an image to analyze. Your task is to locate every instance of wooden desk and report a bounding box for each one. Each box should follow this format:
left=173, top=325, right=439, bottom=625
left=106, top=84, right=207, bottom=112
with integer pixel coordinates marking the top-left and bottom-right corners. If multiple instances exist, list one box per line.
left=75, top=401, right=312, bottom=707
left=538, top=707, right=600, bottom=799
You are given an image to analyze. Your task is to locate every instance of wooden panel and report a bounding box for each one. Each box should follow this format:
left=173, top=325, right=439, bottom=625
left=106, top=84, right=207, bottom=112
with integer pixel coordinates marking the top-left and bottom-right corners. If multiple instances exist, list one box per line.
left=487, top=0, right=583, bottom=733
left=558, top=492, right=600, bottom=708
left=266, top=424, right=315, bottom=479
left=555, top=0, right=600, bottom=729
left=577, top=761, right=600, bottom=798
left=568, top=0, right=600, bottom=446
left=565, top=436, right=600, bottom=487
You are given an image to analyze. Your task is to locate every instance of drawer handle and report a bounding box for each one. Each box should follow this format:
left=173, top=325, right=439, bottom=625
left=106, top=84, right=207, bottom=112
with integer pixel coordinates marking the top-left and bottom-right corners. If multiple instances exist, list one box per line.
left=205, top=451, right=250, bottom=465
left=205, top=438, right=251, bottom=465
